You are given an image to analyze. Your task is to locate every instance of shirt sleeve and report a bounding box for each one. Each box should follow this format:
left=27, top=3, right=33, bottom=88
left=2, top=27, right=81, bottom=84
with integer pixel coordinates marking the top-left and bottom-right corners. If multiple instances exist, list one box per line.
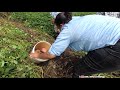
left=48, top=28, right=71, bottom=56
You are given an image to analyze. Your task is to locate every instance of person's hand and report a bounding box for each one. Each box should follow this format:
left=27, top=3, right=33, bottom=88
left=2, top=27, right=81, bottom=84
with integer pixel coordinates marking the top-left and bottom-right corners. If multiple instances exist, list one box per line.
left=29, top=48, right=47, bottom=59
left=29, top=50, right=41, bottom=59
left=41, top=48, right=47, bottom=53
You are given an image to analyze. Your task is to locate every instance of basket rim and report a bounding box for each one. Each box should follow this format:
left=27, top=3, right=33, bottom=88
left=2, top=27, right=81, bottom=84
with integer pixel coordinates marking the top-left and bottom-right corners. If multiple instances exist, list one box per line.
left=31, top=41, right=51, bottom=62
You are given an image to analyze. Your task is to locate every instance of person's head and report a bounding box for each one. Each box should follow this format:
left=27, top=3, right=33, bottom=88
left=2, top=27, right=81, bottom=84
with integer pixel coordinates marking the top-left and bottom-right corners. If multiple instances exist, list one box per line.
left=54, top=12, right=72, bottom=29
left=51, top=12, right=62, bottom=24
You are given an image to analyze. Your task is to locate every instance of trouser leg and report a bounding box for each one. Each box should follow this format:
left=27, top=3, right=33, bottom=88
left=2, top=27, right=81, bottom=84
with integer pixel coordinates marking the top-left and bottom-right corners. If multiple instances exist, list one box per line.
left=73, top=41, right=120, bottom=78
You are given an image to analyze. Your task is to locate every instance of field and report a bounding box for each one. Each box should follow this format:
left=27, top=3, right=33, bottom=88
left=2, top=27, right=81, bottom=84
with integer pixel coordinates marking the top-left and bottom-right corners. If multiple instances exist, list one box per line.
left=0, top=12, right=120, bottom=78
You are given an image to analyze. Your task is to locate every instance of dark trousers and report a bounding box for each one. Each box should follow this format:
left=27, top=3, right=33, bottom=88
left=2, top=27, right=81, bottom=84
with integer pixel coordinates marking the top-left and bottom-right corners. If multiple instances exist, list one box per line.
left=73, top=40, right=120, bottom=78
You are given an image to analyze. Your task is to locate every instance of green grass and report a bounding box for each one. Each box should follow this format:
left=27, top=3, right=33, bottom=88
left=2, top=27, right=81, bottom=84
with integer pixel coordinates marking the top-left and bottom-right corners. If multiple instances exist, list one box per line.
left=72, top=12, right=96, bottom=16
left=1, top=12, right=119, bottom=78
left=9, top=12, right=55, bottom=37
left=0, top=18, right=53, bottom=78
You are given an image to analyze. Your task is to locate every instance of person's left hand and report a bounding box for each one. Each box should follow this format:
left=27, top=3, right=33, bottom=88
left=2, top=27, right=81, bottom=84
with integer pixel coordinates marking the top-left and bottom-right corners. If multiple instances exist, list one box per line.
left=29, top=50, right=41, bottom=59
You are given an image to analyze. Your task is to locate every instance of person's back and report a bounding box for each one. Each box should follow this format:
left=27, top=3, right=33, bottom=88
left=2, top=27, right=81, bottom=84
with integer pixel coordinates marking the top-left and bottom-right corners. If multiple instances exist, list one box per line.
left=63, top=15, right=120, bottom=52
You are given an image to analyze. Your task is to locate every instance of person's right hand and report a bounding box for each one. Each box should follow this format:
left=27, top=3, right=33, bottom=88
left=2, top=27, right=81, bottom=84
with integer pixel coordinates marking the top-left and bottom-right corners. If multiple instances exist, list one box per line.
left=29, top=48, right=47, bottom=59
left=41, top=48, right=47, bottom=53
left=29, top=51, right=40, bottom=59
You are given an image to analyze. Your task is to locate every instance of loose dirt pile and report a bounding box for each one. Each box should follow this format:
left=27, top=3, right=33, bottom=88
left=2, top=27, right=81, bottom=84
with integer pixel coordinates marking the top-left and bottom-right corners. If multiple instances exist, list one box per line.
left=36, top=52, right=82, bottom=78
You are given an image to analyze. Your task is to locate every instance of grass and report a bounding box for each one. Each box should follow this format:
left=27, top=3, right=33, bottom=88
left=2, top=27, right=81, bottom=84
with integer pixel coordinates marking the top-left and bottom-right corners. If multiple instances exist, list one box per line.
left=72, top=12, right=96, bottom=16
left=9, top=12, right=55, bottom=37
left=0, top=12, right=120, bottom=78
left=0, top=18, right=54, bottom=78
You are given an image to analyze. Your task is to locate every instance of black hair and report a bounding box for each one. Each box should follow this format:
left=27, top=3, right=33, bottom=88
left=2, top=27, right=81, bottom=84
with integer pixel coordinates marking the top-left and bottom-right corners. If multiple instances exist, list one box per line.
left=54, top=12, right=72, bottom=26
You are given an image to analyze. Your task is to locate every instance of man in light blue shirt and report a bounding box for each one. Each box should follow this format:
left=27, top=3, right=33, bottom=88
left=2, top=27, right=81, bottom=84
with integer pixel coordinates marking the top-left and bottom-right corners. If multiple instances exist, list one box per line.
left=30, top=12, right=120, bottom=78
left=49, top=15, right=120, bottom=56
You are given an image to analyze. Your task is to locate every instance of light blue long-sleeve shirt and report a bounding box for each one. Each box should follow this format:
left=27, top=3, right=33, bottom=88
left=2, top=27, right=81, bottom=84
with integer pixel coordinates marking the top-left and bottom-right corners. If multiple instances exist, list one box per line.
left=48, top=15, right=120, bottom=56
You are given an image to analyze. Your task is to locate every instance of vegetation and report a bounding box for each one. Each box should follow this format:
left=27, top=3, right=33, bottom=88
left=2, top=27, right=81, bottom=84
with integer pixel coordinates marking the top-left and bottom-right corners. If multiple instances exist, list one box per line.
left=0, top=17, right=54, bottom=78
left=9, top=12, right=55, bottom=37
left=0, top=12, right=120, bottom=78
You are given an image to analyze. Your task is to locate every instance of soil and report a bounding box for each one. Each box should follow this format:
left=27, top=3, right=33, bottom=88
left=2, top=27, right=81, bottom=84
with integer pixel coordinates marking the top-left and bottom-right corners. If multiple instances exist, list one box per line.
left=35, top=52, right=82, bottom=78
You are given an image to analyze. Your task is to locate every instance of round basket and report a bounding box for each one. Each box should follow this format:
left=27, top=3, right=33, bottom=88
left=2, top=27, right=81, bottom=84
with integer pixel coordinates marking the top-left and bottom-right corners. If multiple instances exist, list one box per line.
left=31, top=41, right=51, bottom=63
